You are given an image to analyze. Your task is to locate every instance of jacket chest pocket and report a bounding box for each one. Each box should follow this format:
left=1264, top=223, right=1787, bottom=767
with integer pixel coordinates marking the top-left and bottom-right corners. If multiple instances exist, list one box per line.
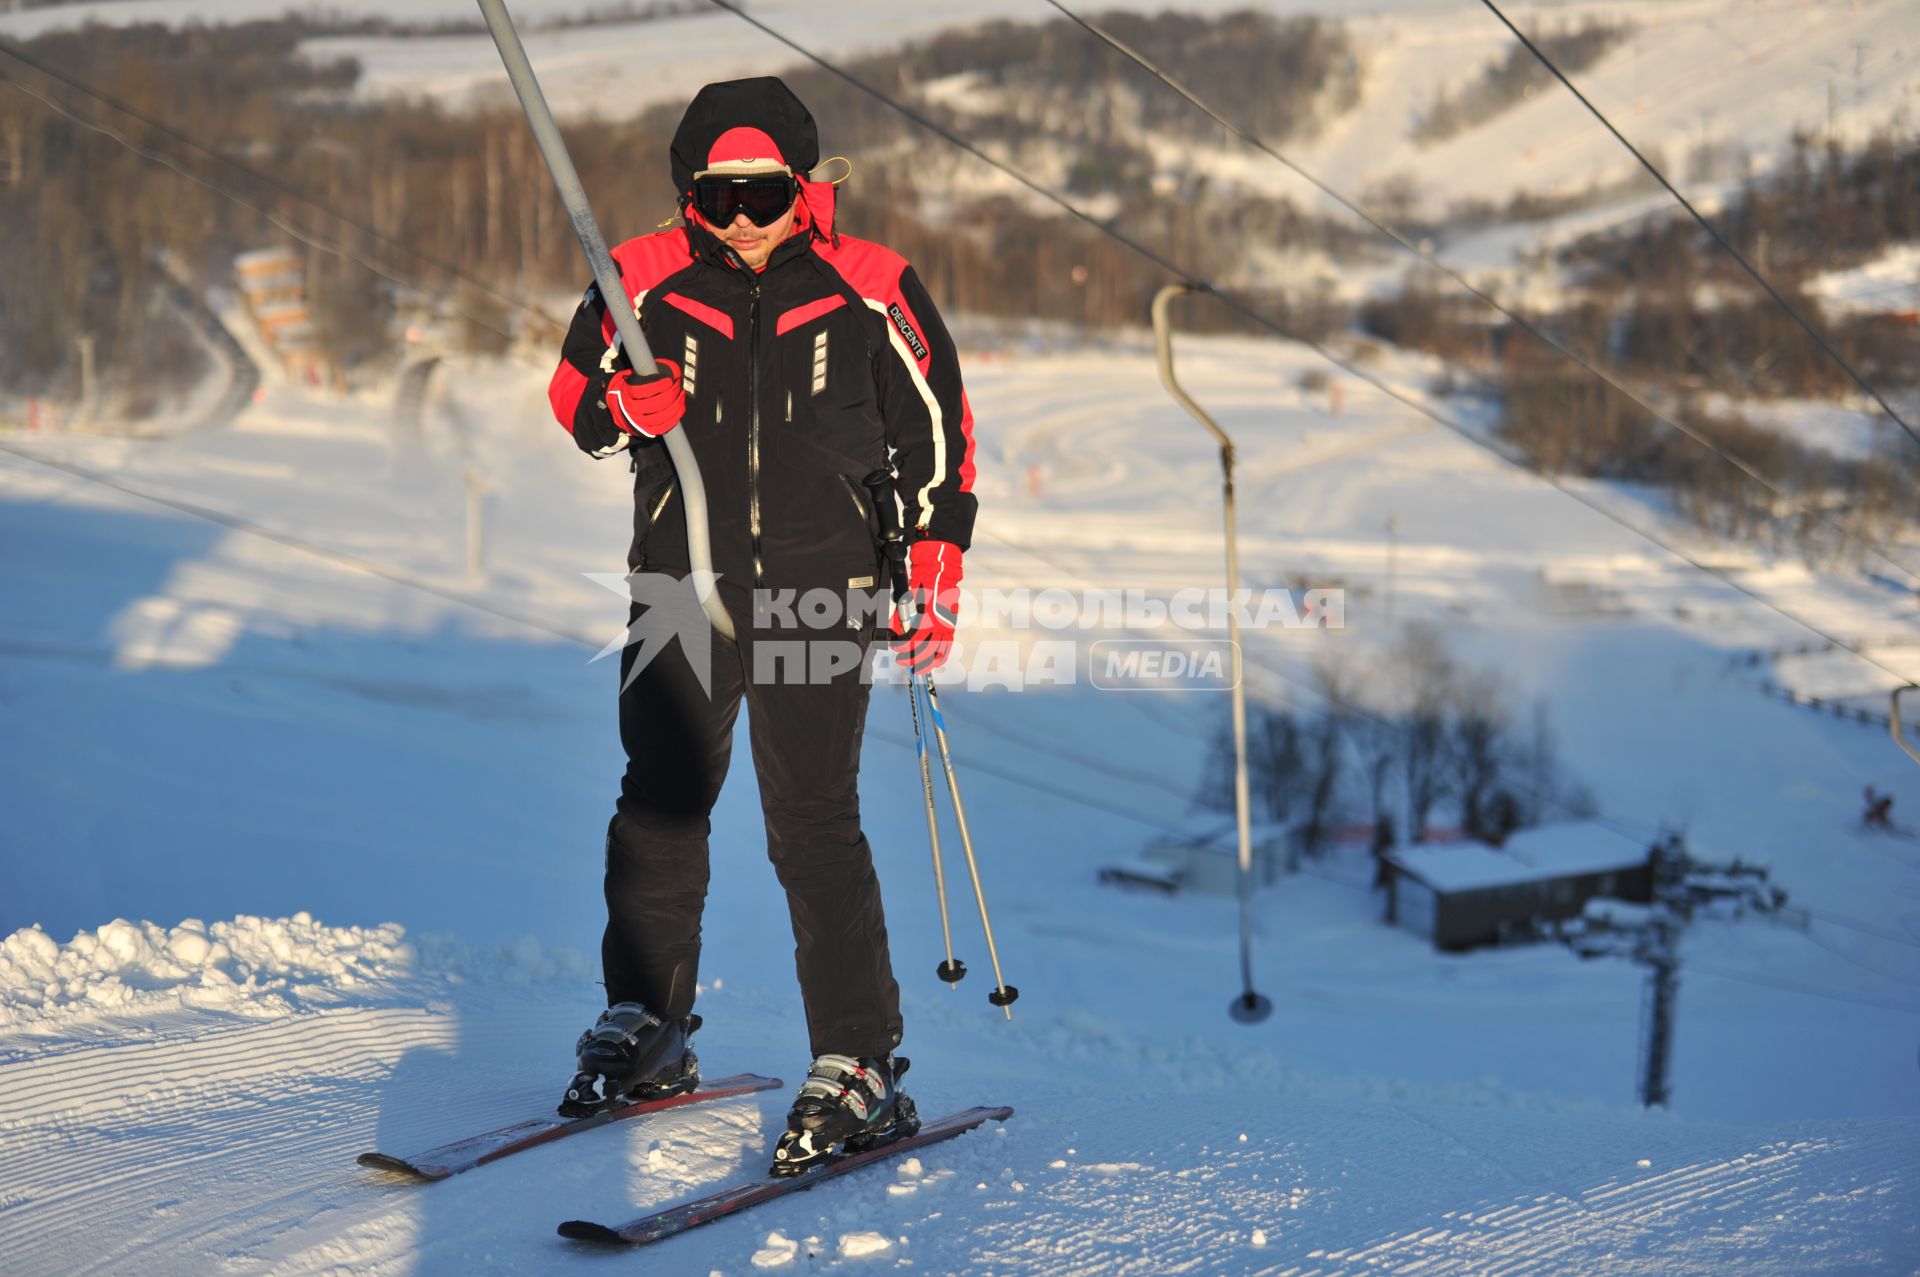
left=645, top=295, right=742, bottom=471
left=777, top=306, right=882, bottom=474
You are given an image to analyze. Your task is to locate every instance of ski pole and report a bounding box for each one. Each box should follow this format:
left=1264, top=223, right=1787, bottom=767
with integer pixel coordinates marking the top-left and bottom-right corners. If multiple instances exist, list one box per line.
left=908, top=670, right=965, bottom=985
left=475, top=0, right=733, bottom=641
left=864, top=469, right=973, bottom=994
left=919, top=680, right=1018, bottom=1017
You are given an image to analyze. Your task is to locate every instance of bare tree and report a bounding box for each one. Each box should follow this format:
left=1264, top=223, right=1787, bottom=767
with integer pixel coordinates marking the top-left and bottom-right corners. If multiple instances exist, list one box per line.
left=1298, top=655, right=1360, bottom=859
left=1335, top=658, right=1402, bottom=882
left=1452, top=669, right=1519, bottom=845
left=1199, top=706, right=1308, bottom=827
left=1393, top=622, right=1456, bottom=844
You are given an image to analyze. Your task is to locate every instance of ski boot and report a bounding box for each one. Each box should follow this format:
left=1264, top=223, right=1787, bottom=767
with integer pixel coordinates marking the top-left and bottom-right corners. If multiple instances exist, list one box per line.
left=771, top=1054, right=918, bottom=1176
left=556, top=1003, right=701, bottom=1118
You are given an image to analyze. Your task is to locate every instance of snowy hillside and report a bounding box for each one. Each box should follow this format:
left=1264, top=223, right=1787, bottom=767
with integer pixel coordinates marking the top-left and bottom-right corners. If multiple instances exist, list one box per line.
left=1286, top=0, right=1920, bottom=215
left=4, top=0, right=1920, bottom=1271
left=10, top=0, right=1916, bottom=221
left=3, top=327, right=1918, bottom=1271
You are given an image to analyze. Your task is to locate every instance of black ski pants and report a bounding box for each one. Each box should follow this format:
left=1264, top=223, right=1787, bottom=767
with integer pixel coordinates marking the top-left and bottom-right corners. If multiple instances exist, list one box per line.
left=602, top=578, right=903, bottom=1060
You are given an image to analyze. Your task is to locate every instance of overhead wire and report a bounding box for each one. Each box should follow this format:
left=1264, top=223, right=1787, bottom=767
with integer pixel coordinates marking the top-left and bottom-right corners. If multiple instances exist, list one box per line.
left=0, top=36, right=1212, bottom=843
left=0, top=41, right=1192, bottom=835
left=6, top=15, right=1917, bottom=1053
left=975, top=528, right=1654, bottom=845
left=1685, top=961, right=1920, bottom=1015
left=1022, top=2, right=1920, bottom=901
left=1038, top=0, right=1920, bottom=588
left=19, top=441, right=1910, bottom=997
left=12, top=10, right=1913, bottom=699
left=0, top=439, right=592, bottom=644
left=1795, top=922, right=1920, bottom=988
left=911, top=701, right=1204, bottom=805
left=1801, top=904, right=1920, bottom=951
left=0, top=37, right=562, bottom=332
left=7, top=5, right=1913, bottom=933
left=870, top=721, right=1186, bottom=834
left=702, top=0, right=1920, bottom=692
left=0, top=70, right=522, bottom=345
left=1475, top=0, right=1920, bottom=451
left=0, top=440, right=1187, bottom=835
left=704, top=0, right=1920, bottom=988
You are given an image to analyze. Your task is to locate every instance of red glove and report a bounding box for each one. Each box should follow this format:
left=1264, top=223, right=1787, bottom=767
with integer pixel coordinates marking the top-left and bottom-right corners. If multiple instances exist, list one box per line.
left=891, top=540, right=963, bottom=674
left=606, top=359, right=685, bottom=437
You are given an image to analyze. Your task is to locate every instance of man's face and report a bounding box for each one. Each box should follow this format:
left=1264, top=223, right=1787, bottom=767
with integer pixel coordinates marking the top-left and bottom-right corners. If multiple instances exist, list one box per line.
left=719, top=201, right=796, bottom=270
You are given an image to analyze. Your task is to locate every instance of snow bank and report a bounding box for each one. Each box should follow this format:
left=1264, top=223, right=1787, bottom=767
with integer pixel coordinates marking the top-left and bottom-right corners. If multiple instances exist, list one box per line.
left=0, top=914, right=590, bottom=1029
left=0, top=913, right=414, bottom=1028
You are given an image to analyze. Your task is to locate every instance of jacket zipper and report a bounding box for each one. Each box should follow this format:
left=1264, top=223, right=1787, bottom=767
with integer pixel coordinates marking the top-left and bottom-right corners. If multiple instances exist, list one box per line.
left=648, top=479, right=677, bottom=527
left=747, top=275, right=765, bottom=588
left=837, top=472, right=869, bottom=530
left=639, top=478, right=675, bottom=569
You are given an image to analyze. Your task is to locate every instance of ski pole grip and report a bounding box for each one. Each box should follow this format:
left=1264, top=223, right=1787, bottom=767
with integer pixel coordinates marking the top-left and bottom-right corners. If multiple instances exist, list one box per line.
left=863, top=468, right=909, bottom=607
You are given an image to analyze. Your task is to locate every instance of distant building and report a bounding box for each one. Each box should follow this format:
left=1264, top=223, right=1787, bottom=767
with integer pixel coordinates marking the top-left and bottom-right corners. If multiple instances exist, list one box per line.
left=1384, top=823, right=1652, bottom=951
left=233, top=247, right=318, bottom=381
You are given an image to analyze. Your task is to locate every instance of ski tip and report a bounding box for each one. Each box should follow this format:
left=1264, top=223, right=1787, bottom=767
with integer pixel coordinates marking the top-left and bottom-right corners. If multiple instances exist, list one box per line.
left=356, top=1152, right=441, bottom=1180
left=558, top=1219, right=627, bottom=1244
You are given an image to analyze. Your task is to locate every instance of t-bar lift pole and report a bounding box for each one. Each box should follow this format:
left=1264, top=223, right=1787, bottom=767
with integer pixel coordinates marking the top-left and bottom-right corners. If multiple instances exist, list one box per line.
left=1152, top=283, right=1272, bottom=1026
left=476, top=0, right=734, bottom=640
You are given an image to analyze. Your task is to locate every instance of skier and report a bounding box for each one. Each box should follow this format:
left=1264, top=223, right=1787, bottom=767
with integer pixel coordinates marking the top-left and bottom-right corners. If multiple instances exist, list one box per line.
left=1863, top=785, right=1894, bottom=831
left=544, top=77, right=977, bottom=1173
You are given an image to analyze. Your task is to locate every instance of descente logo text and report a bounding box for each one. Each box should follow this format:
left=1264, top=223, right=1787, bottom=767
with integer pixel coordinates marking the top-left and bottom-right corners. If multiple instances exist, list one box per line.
left=887, top=303, right=929, bottom=361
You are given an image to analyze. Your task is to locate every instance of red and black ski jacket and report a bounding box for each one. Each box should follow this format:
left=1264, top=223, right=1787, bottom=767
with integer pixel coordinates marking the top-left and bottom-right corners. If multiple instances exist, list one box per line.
left=548, top=181, right=978, bottom=598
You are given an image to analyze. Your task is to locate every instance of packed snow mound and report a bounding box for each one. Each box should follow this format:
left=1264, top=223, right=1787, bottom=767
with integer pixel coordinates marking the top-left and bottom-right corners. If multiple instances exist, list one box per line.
left=0, top=913, right=591, bottom=1029
left=0, top=913, right=414, bottom=1028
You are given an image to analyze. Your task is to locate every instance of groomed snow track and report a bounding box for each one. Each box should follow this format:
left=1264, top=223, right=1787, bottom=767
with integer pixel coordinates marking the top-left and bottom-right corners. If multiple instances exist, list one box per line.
left=1, top=980, right=1916, bottom=1274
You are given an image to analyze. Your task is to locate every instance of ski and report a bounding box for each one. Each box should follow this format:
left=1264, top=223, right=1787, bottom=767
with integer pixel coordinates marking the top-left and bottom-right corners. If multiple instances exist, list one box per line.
left=356, top=1073, right=782, bottom=1181
left=558, top=1105, right=1013, bottom=1246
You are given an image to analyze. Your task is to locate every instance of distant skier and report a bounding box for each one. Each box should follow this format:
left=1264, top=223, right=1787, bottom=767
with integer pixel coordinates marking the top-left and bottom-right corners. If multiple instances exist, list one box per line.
left=544, top=77, right=977, bottom=1172
left=1863, top=785, right=1894, bottom=832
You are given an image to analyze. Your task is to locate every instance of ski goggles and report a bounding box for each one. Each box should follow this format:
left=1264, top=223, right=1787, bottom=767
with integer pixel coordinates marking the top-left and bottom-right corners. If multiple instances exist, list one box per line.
left=690, top=174, right=798, bottom=229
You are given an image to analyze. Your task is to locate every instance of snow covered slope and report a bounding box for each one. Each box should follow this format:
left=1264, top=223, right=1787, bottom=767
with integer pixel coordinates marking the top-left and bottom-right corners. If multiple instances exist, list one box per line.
left=4, top=1, right=1919, bottom=1267
left=10, top=0, right=1915, bottom=220
left=3, top=328, right=1918, bottom=1271
left=1285, top=0, right=1920, bottom=215
left=2, top=916, right=1913, bottom=1274
left=0, top=0, right=1452, bottom=130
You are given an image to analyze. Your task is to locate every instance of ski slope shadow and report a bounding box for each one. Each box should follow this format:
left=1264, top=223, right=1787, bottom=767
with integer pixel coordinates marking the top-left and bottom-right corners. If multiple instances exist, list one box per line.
left=0, top=494, right=227, bottom=936
left=0, top=476, right=623, bottom=946
left=360, top=1031, right=515, bottom=1272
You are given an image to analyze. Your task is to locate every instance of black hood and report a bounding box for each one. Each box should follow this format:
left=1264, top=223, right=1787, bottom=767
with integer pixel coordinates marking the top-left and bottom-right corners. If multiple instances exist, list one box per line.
left=669, top=76, right=820, bottom=194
